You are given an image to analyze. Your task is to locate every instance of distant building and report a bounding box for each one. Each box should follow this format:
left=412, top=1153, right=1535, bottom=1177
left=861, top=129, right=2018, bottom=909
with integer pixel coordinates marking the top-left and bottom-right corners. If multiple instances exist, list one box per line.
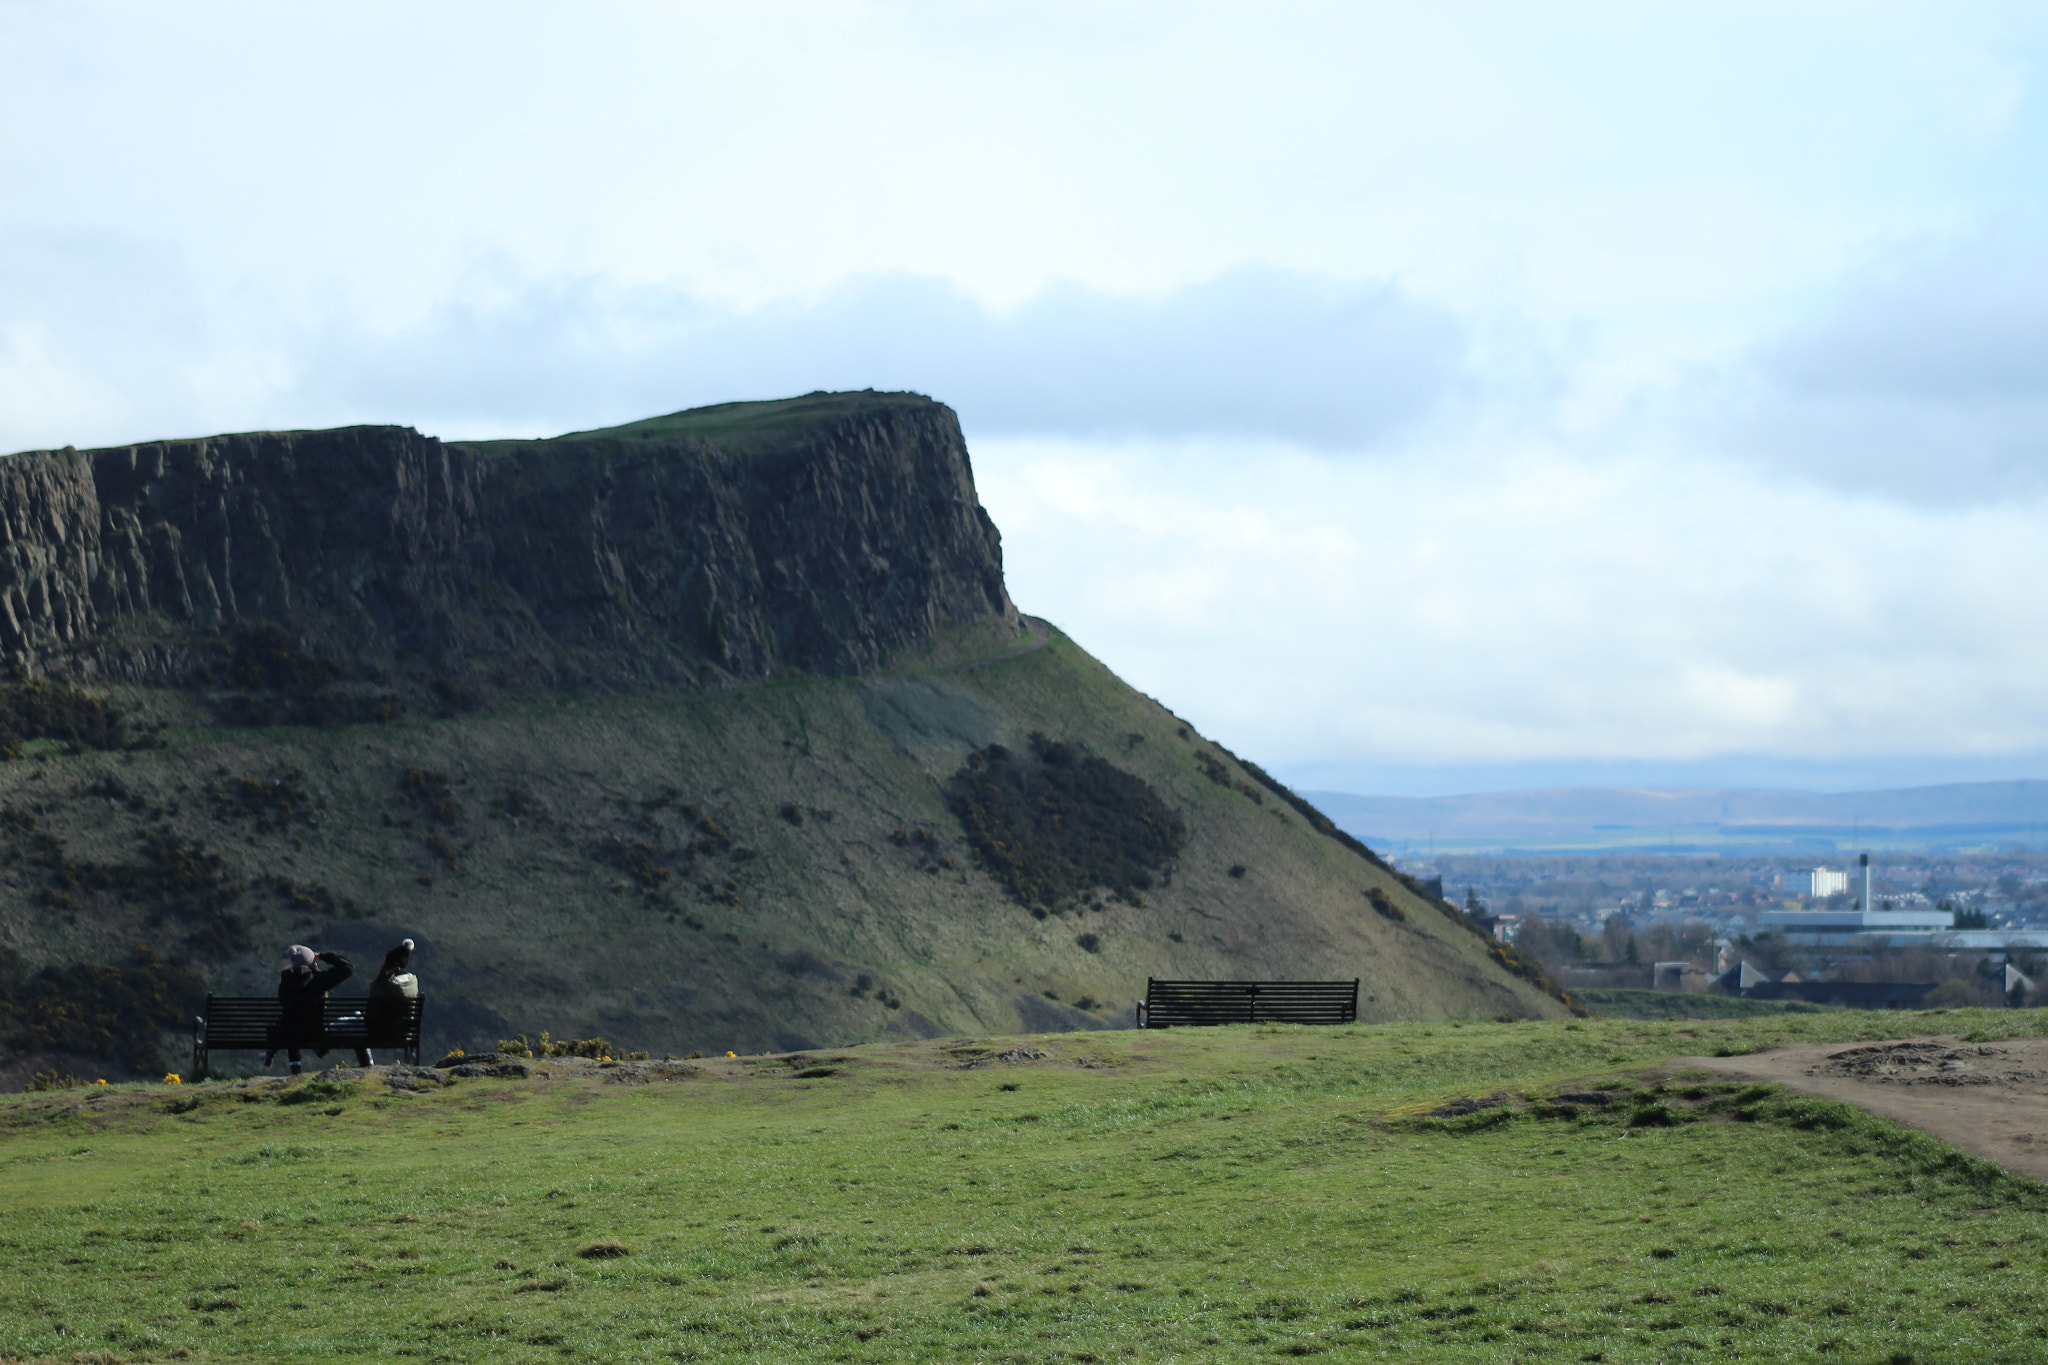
left=1756, top=906, right=1953, bottom=945
left=1781, top=867, right=1850, bottom=898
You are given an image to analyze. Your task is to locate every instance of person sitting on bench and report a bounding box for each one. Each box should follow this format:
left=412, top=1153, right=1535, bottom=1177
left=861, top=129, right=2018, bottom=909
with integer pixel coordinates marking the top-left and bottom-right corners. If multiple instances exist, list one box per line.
left=363, top=939, right=419, bottom=1066
left=263, top=944, right=363, bottom=1073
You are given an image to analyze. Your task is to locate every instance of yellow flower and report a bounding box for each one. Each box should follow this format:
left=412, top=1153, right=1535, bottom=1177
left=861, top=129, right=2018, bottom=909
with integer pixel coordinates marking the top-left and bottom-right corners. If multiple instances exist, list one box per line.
left=725, top=1050, right=737, bottom=1058
left=95, top=1079, right=107, bottom=1085
left=164, top=1073, right=182, bottom=1085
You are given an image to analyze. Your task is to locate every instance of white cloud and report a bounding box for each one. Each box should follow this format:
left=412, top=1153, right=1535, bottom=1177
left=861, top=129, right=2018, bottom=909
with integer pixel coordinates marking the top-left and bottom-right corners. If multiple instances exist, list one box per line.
left=975, top=433, right=2048, bottom=780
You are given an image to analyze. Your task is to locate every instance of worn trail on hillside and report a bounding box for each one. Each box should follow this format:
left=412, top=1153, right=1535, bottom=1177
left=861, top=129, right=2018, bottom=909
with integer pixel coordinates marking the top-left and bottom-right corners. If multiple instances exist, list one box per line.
left=1684, top=1033, right=2048, bottom=1185
left=945, top=613, right=1054, bottom=670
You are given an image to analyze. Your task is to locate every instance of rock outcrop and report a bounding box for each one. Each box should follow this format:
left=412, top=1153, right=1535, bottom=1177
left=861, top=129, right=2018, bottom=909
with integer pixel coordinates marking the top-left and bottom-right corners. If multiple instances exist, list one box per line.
left=0, top=391, right=1017, bottom=687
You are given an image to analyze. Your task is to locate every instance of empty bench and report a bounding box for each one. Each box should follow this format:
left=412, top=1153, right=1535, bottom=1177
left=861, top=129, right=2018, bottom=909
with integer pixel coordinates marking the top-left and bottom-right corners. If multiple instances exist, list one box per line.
left=193, top=994, right=426, bottom=1074
left=1136, top=979, right=1358, bottom=1028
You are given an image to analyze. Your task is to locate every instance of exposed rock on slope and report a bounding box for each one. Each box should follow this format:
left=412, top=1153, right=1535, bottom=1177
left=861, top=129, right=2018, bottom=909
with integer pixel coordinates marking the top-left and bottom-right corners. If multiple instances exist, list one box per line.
left=0, top=391, right=1016, bottom=688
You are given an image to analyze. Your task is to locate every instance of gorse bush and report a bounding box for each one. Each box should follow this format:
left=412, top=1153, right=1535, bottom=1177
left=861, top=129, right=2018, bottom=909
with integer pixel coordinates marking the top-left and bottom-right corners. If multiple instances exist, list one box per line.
left=4, top=809, right=247, bottom=953
left=262, top=875, right=362, bottom=922
left=210, top=625, right=403, bottom=728
left=1194, top=750, right=1263, bottom=803
left=946, top=735, right=1185, bottom=911
left=592, top=839, right=669, bottom=889
left=0, top=678, right=126, bottom=757
left=590, top=794, right=743, bottom=901
left=500, top=1032, right=615, bottom=1060
left=219, top=625, right=344, bottom=693
left=207, top=767, right=325, bottom=833
left=399, top=770, right=460, bottom=825
left=0, top=944, right=205, bottom=1073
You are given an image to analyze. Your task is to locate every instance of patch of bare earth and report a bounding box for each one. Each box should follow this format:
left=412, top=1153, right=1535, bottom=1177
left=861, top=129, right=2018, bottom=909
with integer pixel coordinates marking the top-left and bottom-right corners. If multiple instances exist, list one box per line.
left=1684, top=1034, right=2048, bottom=1184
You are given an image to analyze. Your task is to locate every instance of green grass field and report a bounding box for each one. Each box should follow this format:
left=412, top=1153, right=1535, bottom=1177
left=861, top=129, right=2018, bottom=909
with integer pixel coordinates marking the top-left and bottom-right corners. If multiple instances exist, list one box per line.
left=5, top=1009, right=2046, bottom=1363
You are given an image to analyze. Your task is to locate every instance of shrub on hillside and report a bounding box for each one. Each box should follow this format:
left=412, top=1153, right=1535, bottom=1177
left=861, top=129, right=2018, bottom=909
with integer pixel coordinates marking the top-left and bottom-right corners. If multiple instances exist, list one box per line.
left=946, top=735, right=1185, bottom=911
left=399, top=769, right=461, bottom=825
left=1366, top=887, right=1406, bottom=922
left=207, top=766, right=326, bottom=833
left=500, top=1032, right=617, bottom=1060
left=209, top=625, right=403, bottom=728
left=1194, top=750, right=1263, bottom=803
left=7, top=811, right=248, bottom=953
left=0, top=944, right=205, bottom=1073
left=0, top=678, right=126, bottom=757
left=219, top=625, right=344, bottom=693
left=262, top=875, right=363, bottom=921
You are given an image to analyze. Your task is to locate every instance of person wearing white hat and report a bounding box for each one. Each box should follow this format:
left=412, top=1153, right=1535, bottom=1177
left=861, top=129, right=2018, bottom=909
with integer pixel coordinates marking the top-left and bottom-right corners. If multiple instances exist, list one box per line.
left=364, top=939, right=419, bottom=1065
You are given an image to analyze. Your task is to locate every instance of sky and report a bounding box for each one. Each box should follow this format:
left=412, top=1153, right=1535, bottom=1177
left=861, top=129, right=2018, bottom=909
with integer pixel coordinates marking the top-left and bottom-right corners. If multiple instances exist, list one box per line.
left=5, top=2, right=2048, bottom=796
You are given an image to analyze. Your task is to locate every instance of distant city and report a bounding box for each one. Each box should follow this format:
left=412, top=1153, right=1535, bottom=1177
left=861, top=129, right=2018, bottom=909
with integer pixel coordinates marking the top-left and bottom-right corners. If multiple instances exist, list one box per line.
left=1384, top=846, right=2048, bottom=1006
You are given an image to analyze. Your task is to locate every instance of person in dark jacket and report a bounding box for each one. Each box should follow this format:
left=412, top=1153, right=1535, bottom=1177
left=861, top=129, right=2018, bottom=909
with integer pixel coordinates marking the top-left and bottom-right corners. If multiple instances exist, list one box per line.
left=264, top=944, right=358, bottom=1074
left=363, top=938, right=420, bottom=1065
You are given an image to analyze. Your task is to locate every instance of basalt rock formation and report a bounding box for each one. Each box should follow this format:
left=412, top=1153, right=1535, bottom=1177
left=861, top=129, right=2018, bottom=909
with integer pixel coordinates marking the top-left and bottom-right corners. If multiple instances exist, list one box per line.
left=0, top=391, right=1018, bottom=689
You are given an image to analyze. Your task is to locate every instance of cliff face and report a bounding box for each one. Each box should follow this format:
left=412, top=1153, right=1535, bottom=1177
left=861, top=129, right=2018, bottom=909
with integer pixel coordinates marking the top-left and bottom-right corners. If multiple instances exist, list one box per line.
left=0, top=391, right=1017, bottom=687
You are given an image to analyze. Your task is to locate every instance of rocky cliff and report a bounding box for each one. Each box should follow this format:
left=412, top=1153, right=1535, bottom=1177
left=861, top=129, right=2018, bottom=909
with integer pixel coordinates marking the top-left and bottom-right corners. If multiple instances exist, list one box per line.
left=0, top=391, right=1571, bottom=1084
left=0, top=391, right=1018, bottom=689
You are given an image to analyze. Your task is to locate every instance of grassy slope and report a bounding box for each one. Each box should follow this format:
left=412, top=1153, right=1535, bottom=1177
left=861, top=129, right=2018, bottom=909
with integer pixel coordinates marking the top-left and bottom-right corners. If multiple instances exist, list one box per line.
left=4, top=1008, right=2045, bottom=1363
left=2, top=625, right=1556, bottom=1071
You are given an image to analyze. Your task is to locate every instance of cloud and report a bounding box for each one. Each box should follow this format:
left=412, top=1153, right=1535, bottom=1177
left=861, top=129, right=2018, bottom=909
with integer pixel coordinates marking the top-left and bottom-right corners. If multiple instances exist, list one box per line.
left=973, top=431, right=2048, bottom=790
left=1728, top=231, right=2048, bottom=499
left=289, top=265, right=1467, bottom=450
left=0, top=253, right=1468, bottom=456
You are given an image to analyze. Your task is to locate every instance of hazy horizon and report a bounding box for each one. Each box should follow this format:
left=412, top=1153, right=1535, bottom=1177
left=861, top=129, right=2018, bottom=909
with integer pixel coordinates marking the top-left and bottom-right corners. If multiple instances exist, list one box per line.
left=1284, top=757, right=2048, bottom=801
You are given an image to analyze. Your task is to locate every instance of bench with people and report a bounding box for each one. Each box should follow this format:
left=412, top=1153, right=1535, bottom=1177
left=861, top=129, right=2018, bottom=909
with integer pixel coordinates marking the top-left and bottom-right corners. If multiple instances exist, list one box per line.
left=191, top=938, right=424, bottom=1076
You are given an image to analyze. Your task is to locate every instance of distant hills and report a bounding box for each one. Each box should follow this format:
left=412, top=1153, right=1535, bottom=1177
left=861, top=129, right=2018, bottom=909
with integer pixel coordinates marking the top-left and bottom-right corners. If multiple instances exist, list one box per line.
left=1306, top=781, right=2048, bottom=855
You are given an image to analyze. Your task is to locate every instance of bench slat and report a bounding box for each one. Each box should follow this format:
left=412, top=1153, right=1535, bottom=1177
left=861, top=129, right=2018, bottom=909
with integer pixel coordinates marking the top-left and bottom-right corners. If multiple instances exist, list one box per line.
left=1139, top=978, right=1358, bottom=1028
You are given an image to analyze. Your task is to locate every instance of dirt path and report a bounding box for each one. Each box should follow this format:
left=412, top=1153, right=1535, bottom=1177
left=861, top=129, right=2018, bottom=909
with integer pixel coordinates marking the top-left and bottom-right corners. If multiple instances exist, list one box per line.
left=947, top=614, right=1054, bottom=671
left=1682, top=1035, right=2048, bottom=1184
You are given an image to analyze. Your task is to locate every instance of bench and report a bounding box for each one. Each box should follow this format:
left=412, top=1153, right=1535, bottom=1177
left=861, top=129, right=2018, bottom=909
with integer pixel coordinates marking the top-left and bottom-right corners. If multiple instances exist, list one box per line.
left=192, top=994, right=426, bottom=1074
left=1136, top=979, right=1359, bottom=1028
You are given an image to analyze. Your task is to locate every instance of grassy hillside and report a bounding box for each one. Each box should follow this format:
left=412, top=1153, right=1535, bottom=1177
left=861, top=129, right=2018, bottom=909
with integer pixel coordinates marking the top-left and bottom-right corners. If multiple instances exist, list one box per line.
left=0, top=621, right=1562, bottom=1079
left=3, top=1009, right=2043, bottom=1362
